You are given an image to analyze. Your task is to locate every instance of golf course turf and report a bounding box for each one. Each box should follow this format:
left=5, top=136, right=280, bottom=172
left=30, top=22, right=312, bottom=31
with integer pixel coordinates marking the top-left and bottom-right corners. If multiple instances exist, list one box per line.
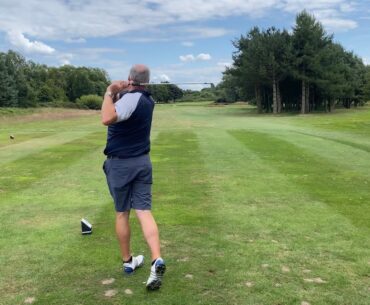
left=0, top=104, right=369, bottom=304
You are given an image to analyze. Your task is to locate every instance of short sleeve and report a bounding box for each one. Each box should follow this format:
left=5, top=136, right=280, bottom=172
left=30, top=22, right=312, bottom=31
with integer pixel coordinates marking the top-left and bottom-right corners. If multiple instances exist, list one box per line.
left=115, top=92, right=142, bottom=122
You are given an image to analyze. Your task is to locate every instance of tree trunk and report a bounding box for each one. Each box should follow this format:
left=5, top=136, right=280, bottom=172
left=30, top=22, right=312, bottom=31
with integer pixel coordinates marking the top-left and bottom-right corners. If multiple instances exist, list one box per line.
left=277, top=81, right=282, bottom=113
left=301, top=79, right=306, bottom=114
left=312, top=89, right=315, bottom=111
left=255, top=85, right=262, bottom=113
left=272, top=76, right=277, bottom=114
left=305, top=82, right=310, bottom=113
left=264, top=89, right=268, bottom=113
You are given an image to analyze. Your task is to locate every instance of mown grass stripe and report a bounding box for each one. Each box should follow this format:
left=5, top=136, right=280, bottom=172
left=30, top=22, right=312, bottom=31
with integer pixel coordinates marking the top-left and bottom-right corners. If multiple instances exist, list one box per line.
left=0, top=130, right=100, bottom=165
left=0, top=131, right=54, bottom=149
left=230, top=130, right=370, bottom=229
left=292, top=130, right=370, bottom=153
left=1, top=130, right=215, bottom=305
left=198, top=128, right=369, bottom=305
left=0, top=146, right=112, bottom=305
left=0, top=131, right=105, bottom=196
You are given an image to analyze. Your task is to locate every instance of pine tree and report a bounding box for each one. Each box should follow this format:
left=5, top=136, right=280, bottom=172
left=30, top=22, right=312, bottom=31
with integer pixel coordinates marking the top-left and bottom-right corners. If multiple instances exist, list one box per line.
left=292, top=11, right=331, bottom=113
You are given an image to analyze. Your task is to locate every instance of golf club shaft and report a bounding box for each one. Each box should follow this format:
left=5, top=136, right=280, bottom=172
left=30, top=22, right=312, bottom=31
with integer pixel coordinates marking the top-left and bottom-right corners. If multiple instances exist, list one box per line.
left=133, top=82, right=214, bottom=86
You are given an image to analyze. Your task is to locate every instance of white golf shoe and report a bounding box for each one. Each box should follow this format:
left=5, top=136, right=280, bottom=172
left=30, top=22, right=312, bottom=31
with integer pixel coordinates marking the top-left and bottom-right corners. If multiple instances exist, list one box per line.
left=146, top=257, right=166, bottom=290
left=123, top=255, right=144, bottom=274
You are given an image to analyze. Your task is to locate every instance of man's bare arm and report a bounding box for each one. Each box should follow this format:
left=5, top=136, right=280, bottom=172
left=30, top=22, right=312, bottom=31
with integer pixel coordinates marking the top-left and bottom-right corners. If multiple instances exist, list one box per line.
left=101, top=81, right=130, bottom=126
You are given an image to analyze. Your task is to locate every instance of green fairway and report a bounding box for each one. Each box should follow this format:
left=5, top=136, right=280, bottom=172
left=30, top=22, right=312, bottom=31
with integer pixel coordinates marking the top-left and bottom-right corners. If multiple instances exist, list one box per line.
left=1, top=104, right=369, bottom=305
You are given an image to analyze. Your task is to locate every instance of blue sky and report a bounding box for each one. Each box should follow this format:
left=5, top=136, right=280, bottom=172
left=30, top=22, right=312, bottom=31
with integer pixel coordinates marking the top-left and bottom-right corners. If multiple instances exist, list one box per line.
left=0, top=0, right=369, bottom=90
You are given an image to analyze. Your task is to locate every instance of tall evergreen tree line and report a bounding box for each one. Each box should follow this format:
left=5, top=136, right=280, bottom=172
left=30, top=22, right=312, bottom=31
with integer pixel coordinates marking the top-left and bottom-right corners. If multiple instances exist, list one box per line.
left=220, top=11, right=370, bottom=113
left=0, top=50, right=109, bottom=108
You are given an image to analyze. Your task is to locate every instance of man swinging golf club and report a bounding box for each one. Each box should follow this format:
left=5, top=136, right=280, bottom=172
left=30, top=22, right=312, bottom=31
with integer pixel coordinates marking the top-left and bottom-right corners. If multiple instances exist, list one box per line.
left=101, top=64, right=165, bottom=290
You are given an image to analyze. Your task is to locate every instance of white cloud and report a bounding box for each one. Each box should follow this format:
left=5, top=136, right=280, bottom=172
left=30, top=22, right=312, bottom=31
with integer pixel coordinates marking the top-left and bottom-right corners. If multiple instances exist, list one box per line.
left=180, top=53, right=212, bottom=62
left=182, top=27, right=231, bottom=38
left=196, top=53, right=211, bottom=61
left=280, top=0, right=358, bottom=32
left=0, top=0, right=360, bottom=42
left=281, top=1, right=345, bottom=12
left=0, top=1, right=271, bottom=41
left=181, top=41, right=194, bottom=47
left=60, top=58, right=71, bottom=65
left=159, top=74, right=171, bottom=82
left=180, top=54, right=196, bottom=62
left=58, top=53, right=73, bottom=66
left=320, top=18, right=357, bottom=31
left=217, top=62, right=232, bottom=68
left=65, top=38, right=86, bottom=43
left=7, top=30, right=55, bottom=54
left=340, top=2, right=356, bottom=13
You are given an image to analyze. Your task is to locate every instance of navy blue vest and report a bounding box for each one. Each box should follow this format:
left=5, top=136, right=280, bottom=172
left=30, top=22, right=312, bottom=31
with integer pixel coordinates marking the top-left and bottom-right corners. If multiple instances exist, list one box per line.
left=104, top=90, right=155, bottom=158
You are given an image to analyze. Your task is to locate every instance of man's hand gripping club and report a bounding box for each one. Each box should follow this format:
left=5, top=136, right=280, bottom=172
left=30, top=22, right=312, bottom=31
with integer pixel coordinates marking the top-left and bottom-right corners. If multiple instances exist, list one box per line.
left=101, top=80, right=133, bottom=126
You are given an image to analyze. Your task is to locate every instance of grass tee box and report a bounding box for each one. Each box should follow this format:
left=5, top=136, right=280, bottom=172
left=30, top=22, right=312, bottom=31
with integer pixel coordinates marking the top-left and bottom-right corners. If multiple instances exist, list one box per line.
left=0, top=105, right=369, bottom=305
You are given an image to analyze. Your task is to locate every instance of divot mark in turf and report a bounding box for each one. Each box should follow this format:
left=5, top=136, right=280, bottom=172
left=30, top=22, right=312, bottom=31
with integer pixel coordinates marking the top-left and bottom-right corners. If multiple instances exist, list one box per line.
left=185, top=274, right=193, bottom=279
left=245, top=281, right=254, bottom=287
left=262, top=264, right=269, bottom=268
left=301, top=301, right=311, bottom=305
left=207, top=269, right=216, bottom=275
left=124, top=289, right=133, bottom=295
left=282, top=266, right=290, bottom=273
left=304, top=277, right=327, bottom=284
left=101, top=278, right=115, bottom=285
left=303, top=269, right=311, bottom=273
left=24, top=297, right=35, bottom=304
left=104, top=289, right=118, bottom=297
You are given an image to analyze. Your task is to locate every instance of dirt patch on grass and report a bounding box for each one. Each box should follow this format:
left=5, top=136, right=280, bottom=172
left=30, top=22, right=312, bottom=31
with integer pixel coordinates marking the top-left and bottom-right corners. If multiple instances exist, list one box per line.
left=24, top=297, right=35, bottom=304
left=1, top=108, right=98, bottom=124
left=104, top=289, right=117, bottom=297
left=304, top=277, right=327, bottom=284
left=281, top=266, right=290, bottom=273
left=101, top=278, right=115, bottom=285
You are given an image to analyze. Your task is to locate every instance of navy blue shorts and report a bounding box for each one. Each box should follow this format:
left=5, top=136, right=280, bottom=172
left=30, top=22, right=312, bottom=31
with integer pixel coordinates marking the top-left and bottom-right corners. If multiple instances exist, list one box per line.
left=103, top=154, right=152, bottom=212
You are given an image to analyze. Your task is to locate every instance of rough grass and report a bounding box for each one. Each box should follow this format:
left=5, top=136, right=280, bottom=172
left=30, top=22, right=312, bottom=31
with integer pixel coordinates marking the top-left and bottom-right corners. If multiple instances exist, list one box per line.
left=0, top=104, right=369, bottom=305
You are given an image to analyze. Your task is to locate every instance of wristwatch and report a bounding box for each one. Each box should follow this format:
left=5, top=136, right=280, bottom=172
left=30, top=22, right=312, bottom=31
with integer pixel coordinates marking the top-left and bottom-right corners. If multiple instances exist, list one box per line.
left=105, top=91, right=114, bottom=98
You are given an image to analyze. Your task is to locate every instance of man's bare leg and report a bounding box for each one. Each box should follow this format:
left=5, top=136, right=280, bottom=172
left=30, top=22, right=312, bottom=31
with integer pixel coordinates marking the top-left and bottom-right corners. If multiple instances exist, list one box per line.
left=116, top=211, right=131, bottom=261
left=135, top=210, right=161, bottom=261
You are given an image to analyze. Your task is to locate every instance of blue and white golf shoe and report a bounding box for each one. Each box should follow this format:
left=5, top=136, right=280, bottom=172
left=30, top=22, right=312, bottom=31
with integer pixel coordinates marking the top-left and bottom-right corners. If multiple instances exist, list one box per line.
left=146, top=257, right=166, bottom=290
